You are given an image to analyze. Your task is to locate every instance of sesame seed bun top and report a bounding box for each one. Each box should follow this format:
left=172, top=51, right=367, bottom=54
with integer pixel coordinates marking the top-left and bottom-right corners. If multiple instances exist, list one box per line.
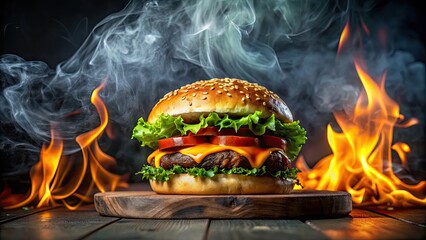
left=147, top=78, right=293, bottom=123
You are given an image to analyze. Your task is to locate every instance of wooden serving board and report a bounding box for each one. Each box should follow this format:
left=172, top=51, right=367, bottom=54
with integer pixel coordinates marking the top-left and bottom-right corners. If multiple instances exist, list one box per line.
left=94, top=190, right=352, bottom=219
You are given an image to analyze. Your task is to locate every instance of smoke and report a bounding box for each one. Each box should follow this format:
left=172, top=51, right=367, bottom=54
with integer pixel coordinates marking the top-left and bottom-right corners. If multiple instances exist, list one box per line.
left=1, top=0, right=424, bottom=178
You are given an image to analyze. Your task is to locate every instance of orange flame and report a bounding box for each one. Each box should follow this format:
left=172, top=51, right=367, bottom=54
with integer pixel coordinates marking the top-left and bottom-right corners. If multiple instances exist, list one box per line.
left=360, top=18, right=370, bottom=36
left=296, top=58, right=426, bottom=206
left=2, top=81, right=128, bottom=210
left=337, top=21, right=350, bottom=56
left=297, top=20, right=425, bottom=207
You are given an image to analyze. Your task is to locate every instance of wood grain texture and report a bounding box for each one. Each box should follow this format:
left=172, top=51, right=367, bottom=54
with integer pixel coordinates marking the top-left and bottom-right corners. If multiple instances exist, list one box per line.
left=85, top=219, right=209, bottom=240
left=367, top=207, right=426, bottom=226
left=0, top=205, right=118, bottom=240
left=306, top=209, right=426, bottom=239
left=94, top=190, right=352, bottom=219
left=0, top=206, right=57, bottom=224
left=207, top=219, right=329, bottom=240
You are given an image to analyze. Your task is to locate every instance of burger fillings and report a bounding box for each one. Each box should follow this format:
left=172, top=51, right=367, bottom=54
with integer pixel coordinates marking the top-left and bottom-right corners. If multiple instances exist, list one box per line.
left=132, top=78, right=307, bottom=194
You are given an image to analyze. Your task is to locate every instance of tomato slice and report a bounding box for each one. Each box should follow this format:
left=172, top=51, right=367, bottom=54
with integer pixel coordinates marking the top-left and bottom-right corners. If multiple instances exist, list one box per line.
left=262, top=135, right=287, bottom=150
left=158, top=136, right=208, bottom=150
left=188, top=126, right=254, bottom=136
left=234, top=127, right=253, bottom=136
left=218, top=127, right=254, bottom=136
left=188, top=126, right=220, bottom=136
left=210, top=135, right=260, bottom=147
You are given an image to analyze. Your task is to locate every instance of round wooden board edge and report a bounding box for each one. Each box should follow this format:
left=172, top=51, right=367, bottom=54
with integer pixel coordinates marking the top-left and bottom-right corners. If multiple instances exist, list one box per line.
left=94, top=190, right=352, bottom=219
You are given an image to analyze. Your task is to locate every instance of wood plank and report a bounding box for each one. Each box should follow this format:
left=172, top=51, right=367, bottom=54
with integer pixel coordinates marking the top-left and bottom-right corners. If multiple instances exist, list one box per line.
left=85, top=219, right=209, bottom=240
left=94, top=190, right=352, bottom=219
left=0, top=206, right=57, bottom=224
left=207, top=219, right=328, bottom=240
left=366, top=207, right=426, bottom=226
left=0, top=205, right=119, bottom=240
left=306, top=209, right=426, bottom=239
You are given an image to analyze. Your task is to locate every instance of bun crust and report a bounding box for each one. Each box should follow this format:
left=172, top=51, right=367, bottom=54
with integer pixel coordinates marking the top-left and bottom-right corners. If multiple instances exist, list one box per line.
left=149, top=174, right=295, bottom=194
left=148, top=78, right=293, bottom=123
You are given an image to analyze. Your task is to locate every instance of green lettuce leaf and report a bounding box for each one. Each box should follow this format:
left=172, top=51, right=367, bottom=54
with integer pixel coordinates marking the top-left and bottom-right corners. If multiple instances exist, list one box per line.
left=136, top=165, right=301, bottom=186
left=132, top=111, right=307, bottom=160
left=274, top=120, right=308, bottom=161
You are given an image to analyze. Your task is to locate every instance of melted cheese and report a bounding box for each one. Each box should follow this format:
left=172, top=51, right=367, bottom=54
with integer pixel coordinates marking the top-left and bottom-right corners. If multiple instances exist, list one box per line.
left=147, top=143, right=283, bottom=169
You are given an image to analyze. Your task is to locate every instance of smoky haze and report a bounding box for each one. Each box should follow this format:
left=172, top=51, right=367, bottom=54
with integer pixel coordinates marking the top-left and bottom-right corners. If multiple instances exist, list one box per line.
left=0, top=0, right=424, bottom=180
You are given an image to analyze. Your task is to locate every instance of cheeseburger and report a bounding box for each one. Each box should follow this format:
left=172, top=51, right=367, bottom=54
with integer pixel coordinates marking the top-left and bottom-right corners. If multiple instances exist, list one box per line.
left=132, top=78, right=306, bottom=194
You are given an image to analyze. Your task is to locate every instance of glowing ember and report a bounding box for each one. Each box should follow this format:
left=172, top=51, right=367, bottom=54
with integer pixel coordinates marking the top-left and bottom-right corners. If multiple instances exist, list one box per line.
left=297, top=22, right=426, bottom=206
left=1, top=81, right=128, bottom=210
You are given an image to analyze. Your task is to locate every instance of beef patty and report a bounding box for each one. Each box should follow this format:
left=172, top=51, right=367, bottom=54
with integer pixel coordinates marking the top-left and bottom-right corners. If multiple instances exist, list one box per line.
left=149, top=150, right=291, bottom=173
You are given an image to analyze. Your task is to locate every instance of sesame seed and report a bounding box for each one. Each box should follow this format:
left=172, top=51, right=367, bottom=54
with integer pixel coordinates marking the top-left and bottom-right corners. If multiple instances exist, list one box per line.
left=227, top=93, right=232, bottom=97
left=192, top=93, right=197, bottom=97
left=218, top=90, right=222, bottom=94
left=235, top=85, right=239, bottom=90
left=262, top=101, right=266, bottom=106
left=202, top=96, right=207, bottom=100
left=189, top=102, right=192, bottom=106
left=242, top=97, right=246, bottom=102
left=202, top=92, right=208, bottom=95
left=256, top=97, right=261, bottom=101
left=181, top=96, right=186, bottom=100
left=239, top=91, right=244, bottom=94
left=210, top=87, right=215, bottom=90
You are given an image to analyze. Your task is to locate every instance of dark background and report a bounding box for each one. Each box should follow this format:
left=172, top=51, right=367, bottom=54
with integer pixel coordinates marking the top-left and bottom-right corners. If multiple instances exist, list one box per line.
left=1, top=0, right=129, bottom=67
left=1, top=1, right=424, bottom=67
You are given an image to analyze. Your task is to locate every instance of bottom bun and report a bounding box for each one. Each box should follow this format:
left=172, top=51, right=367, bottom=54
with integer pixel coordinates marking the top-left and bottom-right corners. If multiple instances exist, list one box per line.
left=149, top=174, right=295, bottom=194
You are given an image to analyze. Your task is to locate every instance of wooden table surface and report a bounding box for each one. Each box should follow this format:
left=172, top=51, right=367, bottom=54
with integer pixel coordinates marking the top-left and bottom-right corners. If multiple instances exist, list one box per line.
left=1, top=184, right=425, bottom=240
